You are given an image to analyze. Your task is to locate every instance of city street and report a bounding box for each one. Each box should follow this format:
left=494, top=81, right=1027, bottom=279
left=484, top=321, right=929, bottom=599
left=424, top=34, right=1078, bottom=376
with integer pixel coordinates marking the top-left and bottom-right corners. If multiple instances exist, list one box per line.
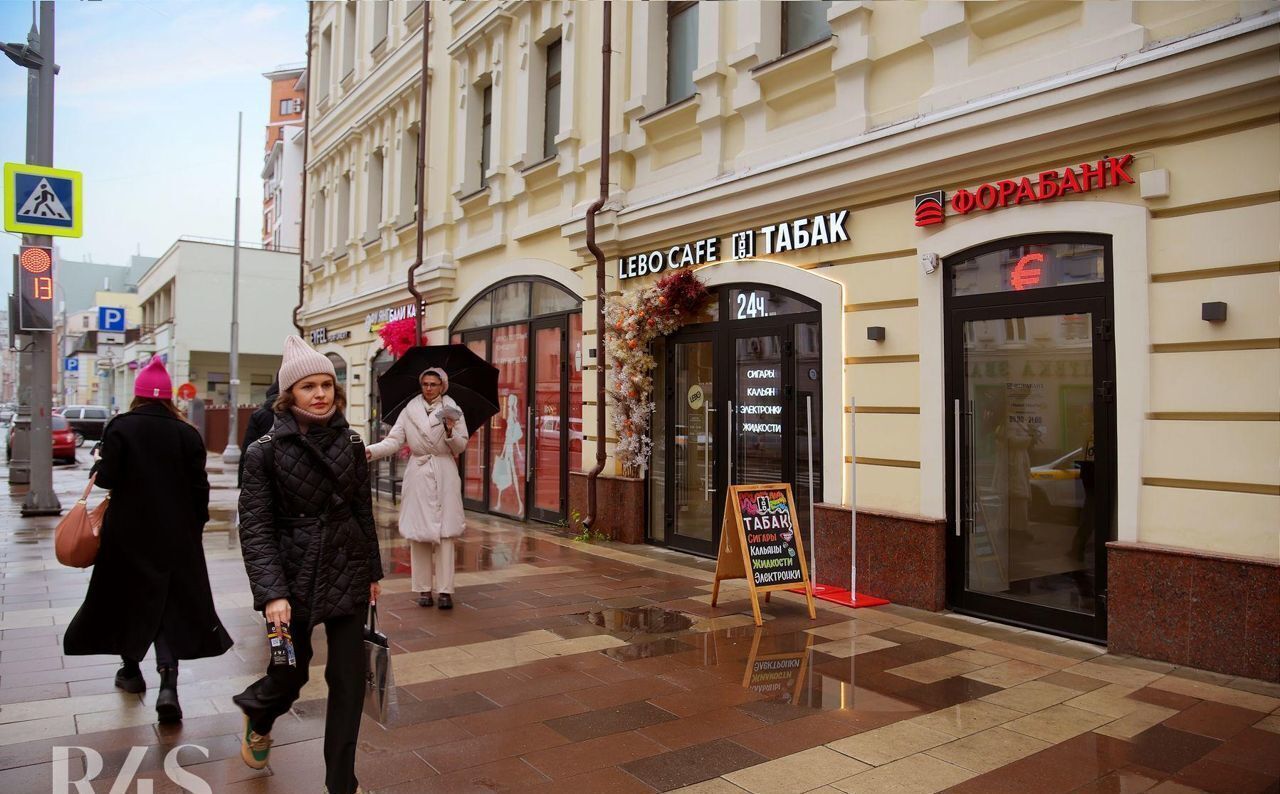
left=0, top=454, right=1275, bottom=793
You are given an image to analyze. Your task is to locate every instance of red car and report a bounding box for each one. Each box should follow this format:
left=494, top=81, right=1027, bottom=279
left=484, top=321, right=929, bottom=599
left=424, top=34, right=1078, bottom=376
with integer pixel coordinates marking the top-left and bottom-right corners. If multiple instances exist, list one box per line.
left=5, top=415, right=77, bottom=465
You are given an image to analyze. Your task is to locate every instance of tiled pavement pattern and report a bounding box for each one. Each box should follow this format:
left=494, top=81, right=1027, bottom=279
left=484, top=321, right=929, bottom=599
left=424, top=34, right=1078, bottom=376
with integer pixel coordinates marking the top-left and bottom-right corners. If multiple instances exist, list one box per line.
left=1, top=457, right=1278, bottom=792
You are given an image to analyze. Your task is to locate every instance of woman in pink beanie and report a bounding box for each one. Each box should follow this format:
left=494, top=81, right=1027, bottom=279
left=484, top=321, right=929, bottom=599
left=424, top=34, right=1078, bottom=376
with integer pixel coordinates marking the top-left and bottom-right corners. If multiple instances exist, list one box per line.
left=234, top=336, right=382, bottom=794
left=64, top=356, right=233, bottom=725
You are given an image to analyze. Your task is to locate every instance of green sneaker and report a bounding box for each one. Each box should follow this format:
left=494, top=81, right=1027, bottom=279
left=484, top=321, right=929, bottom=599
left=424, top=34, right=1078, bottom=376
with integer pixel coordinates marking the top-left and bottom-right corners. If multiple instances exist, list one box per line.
left=240, top=714, right=273, bottom=770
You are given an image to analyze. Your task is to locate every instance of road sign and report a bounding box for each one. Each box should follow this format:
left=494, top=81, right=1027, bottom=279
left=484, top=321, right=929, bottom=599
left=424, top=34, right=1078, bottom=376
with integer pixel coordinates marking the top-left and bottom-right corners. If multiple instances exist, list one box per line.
left=98, top=306, right=126, bottom=332
left=177, top=383, right=197, bottom=401
left=64, top=357, right=79, bottom=372
left=4, top=162, right=83, bottom=238
left=97, top=343, right=123, bottom=359
left=15, top=246, right=55, bottom=331
left=99, top=332, right=124, bottom=345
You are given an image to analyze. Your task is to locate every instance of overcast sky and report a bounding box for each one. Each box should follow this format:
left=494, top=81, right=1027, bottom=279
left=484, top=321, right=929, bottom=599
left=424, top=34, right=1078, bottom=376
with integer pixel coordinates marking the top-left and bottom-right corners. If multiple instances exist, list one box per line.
left=0, top=0, right=308, bottom=292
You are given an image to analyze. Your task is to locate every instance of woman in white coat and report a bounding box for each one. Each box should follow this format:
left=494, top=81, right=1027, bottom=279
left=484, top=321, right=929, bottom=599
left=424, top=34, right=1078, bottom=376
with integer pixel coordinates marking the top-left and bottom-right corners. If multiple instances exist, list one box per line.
left=366, top=368, right=468, bottom=609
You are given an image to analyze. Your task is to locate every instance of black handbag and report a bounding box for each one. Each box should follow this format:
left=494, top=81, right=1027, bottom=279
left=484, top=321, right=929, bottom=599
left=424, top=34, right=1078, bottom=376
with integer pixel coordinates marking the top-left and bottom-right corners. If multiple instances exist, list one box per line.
left=362, top=602, right=397, bottom=725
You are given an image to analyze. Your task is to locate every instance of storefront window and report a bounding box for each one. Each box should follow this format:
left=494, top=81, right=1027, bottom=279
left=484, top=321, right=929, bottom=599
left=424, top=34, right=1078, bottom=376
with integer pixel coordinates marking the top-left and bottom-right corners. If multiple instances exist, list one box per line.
left=492, top=281, right=531, bottom=324
left=489, top=324, right=529, bottom=516
left=534, top=281, right=579, bottom=316
left=326, top=352, right=347, bottom=388
left=950, top=241, right=1105, bottom=296
left=453, top=293, right=492, bottom=330
left=569, top=312, right=584, bottom=473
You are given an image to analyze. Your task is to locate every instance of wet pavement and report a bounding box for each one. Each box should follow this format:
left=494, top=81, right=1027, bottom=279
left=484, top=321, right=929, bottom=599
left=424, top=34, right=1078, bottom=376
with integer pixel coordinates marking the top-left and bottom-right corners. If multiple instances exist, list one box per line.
left=0, top=452, right=1277, bottom=792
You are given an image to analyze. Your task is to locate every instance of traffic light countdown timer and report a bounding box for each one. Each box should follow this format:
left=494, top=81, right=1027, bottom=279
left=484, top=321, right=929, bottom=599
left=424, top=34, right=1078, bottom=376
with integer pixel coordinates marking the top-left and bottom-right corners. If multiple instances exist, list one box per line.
left=17, top=245, right=55, bottom=331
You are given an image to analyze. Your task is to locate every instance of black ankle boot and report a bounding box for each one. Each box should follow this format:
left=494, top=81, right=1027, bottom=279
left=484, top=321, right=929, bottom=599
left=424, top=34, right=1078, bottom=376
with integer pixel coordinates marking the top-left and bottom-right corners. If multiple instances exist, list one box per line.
left=417, top=592, right=433, bottom=607
left=155, top=667, right=182, bottom=723
left=437, top=593, right=453, bottom=610
left=115, top=662, right=145, bottom=694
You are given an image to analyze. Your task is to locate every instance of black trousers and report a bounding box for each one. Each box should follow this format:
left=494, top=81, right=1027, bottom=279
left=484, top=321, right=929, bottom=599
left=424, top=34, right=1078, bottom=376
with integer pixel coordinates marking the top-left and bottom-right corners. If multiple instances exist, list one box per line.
left=234, top=613, right=365, bottom=794
left=123, top=633, right=177, bottom=671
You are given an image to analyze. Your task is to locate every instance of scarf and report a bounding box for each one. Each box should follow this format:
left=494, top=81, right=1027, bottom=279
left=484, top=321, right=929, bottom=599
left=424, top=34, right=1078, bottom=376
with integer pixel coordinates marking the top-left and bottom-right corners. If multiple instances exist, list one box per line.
left=291, top=404, right=337, bottom=425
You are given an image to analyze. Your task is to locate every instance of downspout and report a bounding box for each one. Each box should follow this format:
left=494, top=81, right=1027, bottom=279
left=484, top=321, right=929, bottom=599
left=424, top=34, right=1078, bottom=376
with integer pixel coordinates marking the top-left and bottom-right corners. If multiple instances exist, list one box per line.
left=292, top=1, right=313, bottom=335
left=582, top=1, right=611, bottom=534
left=406, top=10, right=429, bottom=345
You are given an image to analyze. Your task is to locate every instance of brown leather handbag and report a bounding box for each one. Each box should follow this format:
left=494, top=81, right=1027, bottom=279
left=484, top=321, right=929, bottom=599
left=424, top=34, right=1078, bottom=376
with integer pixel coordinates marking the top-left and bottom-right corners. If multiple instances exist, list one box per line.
left=54, top=474, right=109, bottom=568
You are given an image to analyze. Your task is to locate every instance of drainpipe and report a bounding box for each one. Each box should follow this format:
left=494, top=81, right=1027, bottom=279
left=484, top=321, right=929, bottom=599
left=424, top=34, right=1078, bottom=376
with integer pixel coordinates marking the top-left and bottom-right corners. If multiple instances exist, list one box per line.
left=583, top=1, right=612, bottom=534
left=291, top=1, right=313, bottom=335
left=406, top=11, right=429, bottom=346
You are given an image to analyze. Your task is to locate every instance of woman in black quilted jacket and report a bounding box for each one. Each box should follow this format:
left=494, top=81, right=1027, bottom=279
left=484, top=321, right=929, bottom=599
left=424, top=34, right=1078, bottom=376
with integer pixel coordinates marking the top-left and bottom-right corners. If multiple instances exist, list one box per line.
left=232, top=336, right=382, bottom=794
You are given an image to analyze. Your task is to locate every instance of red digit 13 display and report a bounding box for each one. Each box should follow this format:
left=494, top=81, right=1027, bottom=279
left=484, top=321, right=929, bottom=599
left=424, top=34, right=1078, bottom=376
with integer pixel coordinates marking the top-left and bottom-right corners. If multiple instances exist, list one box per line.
left=17, top=245, right=55, bottom=331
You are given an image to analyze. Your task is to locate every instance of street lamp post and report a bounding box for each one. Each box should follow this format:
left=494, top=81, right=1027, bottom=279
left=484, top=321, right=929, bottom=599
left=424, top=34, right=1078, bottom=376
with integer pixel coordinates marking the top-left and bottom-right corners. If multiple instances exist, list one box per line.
left=222, top=112, right=243, bottom=464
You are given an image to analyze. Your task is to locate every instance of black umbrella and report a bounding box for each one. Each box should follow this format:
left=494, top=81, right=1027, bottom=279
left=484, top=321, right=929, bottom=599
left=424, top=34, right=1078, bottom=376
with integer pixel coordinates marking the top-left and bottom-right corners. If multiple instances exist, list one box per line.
left=376, top=345, right=499, bottom=436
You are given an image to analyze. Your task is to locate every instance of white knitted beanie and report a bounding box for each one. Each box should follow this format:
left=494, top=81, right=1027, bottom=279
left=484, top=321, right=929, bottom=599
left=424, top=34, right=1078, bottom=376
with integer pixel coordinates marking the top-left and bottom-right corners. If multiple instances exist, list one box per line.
left=278, top=335, right=337, bottom=392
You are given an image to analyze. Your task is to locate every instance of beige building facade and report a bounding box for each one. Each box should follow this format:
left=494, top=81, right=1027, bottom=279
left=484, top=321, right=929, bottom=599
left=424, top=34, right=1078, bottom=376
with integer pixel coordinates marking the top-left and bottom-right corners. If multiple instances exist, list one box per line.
left=300, top=1, right=1279, bottom=679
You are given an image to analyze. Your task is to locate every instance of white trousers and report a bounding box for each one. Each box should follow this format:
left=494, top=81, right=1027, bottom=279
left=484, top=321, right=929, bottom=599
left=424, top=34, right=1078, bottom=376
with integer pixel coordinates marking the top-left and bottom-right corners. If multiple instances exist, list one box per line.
left=410, top=538, right=456, bottom=594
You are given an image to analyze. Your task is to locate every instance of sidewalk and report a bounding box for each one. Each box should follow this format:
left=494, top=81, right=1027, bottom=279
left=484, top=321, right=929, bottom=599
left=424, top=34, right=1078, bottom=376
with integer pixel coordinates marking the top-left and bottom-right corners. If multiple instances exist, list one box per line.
left=0, top=454, right=1276, bottom=792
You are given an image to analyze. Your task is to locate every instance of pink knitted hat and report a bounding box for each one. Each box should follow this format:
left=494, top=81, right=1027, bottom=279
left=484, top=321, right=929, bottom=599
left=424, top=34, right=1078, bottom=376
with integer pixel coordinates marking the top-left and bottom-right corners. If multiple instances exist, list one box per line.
left=134, top=358, right=173, bottom=399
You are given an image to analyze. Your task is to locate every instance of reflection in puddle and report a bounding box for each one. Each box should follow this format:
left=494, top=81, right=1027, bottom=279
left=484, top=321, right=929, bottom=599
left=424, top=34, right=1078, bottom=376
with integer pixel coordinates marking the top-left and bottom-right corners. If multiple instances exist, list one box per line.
left=583, top=606, right=695, bottom=634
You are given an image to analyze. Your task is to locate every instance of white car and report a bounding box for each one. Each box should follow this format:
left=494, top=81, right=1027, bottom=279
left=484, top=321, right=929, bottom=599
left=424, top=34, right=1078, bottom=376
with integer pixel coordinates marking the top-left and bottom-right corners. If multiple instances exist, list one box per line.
left=1029, top=447, right=1085, bottom=515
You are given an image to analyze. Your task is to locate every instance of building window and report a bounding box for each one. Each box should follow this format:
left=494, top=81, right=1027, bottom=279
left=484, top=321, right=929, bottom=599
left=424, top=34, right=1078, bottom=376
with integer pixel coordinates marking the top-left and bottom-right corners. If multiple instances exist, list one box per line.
left=666, top=1, right=698, bottom=106
left=782, top=1, right=832, bottom=54
left=399, top=127, right=419, bottom=224
left=366, top=149, right=383, bottom=240
left=341, top=1, right=357, bottom=79
left=312, top=188, right=327, bottom=258
left=338, top=173, right=351, bottom=245
left=371, top=0, right=389, bottom=47
left=278, top=98, right=293, bottom=116
left=318, top=26, right=333, bottom=99
left=479, top=84, right=493, bottom=188
left=326, top=353, right=348, bottom=388
left=542, top=38, right=562, bottom=160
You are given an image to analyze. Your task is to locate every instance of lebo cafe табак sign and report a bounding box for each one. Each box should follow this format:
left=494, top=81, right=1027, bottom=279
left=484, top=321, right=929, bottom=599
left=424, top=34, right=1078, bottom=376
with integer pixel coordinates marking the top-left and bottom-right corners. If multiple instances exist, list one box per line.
left=711, top=484, right=817, bottom=626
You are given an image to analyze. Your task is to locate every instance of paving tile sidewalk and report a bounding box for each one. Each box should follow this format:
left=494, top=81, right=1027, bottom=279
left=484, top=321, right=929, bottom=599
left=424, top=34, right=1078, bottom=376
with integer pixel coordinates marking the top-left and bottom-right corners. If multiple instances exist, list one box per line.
left=0, top=454, right=1277, bottom=792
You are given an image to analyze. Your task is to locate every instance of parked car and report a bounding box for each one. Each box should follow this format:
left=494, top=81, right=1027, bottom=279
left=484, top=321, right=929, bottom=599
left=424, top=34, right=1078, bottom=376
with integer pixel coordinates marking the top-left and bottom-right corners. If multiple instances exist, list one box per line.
left=60, top=405, right=112, bottom=446
left=1029, top=447, right=1085, bottom=517
left=6, top=415, right=77, bottom=465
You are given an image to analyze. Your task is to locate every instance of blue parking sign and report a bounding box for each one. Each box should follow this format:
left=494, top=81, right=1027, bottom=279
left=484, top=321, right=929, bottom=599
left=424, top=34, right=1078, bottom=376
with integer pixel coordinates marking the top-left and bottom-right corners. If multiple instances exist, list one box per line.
left=98, top=306, right=126, bottom=332
left=65, top=357, right=79, bottom=372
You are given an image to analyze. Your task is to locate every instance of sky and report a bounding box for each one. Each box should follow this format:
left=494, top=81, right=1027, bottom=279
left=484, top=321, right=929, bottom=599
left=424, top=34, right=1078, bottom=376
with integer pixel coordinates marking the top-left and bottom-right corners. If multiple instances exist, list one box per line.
left=0, top=0, right=308, bottom=293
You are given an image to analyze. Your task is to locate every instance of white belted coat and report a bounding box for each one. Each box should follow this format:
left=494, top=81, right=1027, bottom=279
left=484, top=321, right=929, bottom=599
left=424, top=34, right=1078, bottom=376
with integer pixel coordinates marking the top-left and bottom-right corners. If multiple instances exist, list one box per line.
left=366, top=395, right=468, bottom=544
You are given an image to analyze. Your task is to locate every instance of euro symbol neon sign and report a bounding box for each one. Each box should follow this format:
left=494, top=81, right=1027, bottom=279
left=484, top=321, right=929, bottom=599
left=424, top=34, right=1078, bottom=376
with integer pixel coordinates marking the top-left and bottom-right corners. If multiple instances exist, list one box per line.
left=1010, top=252, right=1044, bottom=291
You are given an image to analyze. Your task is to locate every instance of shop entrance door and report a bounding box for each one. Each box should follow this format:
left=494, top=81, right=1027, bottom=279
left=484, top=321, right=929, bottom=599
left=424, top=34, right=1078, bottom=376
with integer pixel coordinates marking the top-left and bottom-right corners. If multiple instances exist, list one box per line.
left=945, top=237, right=1114, bottom=641
left=662, top=285, right=821, bottom=557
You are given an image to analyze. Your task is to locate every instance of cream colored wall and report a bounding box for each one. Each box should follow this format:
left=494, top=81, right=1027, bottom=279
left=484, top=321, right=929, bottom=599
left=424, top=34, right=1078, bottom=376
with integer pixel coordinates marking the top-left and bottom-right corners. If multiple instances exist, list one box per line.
left=299, top=2, right=1280, bottom=557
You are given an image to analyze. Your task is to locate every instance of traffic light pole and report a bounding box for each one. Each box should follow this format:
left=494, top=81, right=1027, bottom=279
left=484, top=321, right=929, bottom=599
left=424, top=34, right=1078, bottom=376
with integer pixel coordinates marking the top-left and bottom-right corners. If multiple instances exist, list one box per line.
left=21, top=1, right=61, bottom=515
left=222, top=111, right=243, bottom=465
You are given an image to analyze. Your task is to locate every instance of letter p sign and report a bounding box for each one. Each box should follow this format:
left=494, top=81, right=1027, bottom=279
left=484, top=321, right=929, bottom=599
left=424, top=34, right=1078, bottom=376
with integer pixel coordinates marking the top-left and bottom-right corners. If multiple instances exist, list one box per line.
left=98, top=306, right=126, bottom=333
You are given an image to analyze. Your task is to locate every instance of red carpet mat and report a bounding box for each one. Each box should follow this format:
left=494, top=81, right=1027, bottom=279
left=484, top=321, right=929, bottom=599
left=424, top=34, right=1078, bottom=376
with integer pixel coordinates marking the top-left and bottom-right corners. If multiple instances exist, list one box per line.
left=789, top=583, right=890, bottom=609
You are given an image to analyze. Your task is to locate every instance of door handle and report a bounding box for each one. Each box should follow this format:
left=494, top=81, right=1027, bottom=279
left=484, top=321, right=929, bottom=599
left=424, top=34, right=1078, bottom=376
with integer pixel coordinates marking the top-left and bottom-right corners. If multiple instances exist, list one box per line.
left=526, top=405, right=534, bottom=482
left=704, top=402, right=716, bottom=499
left=727, top=400, right=735, bottom=486
left=953, top=399, right=962, bottom=538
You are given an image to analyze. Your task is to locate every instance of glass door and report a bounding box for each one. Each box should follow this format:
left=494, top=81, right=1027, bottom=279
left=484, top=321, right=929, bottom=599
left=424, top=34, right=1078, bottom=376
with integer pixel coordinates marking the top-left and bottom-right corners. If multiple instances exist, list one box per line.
left=950, top=299, right=1110, bottom=640
left=459, top=331, right=489, bottom=513
left=731, top=330, right=786, bottom=488
left=529, top=318, right=567, bottom=523
left=665, top=334, right=718, bottom=557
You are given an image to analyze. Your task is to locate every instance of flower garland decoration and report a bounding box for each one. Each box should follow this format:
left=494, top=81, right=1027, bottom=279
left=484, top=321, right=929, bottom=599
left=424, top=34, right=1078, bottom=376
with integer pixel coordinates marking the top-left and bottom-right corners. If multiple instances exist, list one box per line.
left=605, top=269, right=711, bottom=476
left=378, top=317, right=419, bottom=358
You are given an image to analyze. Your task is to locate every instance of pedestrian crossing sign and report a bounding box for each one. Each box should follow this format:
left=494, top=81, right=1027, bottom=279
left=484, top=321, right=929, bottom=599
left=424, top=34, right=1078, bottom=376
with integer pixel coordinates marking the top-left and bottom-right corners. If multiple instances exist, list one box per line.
left=4, top=162, right=83, bottom=238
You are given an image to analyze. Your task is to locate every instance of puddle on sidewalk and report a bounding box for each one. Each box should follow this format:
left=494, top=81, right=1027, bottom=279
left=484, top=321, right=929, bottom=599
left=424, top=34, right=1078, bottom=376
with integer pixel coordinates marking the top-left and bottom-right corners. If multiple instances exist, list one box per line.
left=583, top=605, right=695, bottom=635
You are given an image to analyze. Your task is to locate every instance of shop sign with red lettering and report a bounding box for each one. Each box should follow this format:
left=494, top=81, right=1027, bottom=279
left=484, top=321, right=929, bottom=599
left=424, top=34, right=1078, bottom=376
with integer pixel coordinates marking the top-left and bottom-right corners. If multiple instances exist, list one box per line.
left=913, top=154, right=1135, bottom=227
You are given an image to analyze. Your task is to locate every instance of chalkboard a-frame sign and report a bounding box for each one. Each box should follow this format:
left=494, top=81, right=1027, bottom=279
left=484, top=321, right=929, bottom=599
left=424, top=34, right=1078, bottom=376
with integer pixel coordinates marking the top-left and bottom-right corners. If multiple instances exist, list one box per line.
left=711, top=483, right=817, bottom=626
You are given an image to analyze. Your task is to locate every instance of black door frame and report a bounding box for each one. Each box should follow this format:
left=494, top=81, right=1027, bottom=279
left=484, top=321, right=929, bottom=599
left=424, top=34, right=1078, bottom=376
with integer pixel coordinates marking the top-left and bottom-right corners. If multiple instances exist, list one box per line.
left=943, top=233, right=1116, bottom=642
left=459, top=328, right=491, bottom=515
left=528, top=315, right=570, bottom=524
left=659, top=284, right=821, bottom=557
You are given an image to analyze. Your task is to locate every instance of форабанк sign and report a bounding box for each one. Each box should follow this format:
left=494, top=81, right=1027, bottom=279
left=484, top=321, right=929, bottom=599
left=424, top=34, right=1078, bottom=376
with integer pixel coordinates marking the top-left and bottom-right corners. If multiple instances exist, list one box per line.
left=617, top=210, right=849, bottom=281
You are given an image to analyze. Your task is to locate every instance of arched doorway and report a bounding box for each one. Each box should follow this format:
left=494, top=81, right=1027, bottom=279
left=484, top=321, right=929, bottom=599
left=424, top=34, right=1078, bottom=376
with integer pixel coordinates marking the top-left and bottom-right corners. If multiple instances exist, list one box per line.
left=450, top=278, right=583, bottom=524
left=652, top=283, right=823, bottom=557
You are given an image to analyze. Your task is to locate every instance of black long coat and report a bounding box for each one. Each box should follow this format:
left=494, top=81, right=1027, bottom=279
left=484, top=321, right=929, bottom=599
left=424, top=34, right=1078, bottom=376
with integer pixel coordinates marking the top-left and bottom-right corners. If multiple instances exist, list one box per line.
left=237, top=411, right=382, bottom=628
left=64, top=403, right=234, bottom=661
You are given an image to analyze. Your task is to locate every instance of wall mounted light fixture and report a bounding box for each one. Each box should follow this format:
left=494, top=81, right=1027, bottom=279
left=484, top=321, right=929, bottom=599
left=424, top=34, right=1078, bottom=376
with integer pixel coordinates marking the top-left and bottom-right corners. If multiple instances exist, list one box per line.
left=1201, top=302, right=1227, bottom=322
left=867, top=326, right=886, bottom=342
